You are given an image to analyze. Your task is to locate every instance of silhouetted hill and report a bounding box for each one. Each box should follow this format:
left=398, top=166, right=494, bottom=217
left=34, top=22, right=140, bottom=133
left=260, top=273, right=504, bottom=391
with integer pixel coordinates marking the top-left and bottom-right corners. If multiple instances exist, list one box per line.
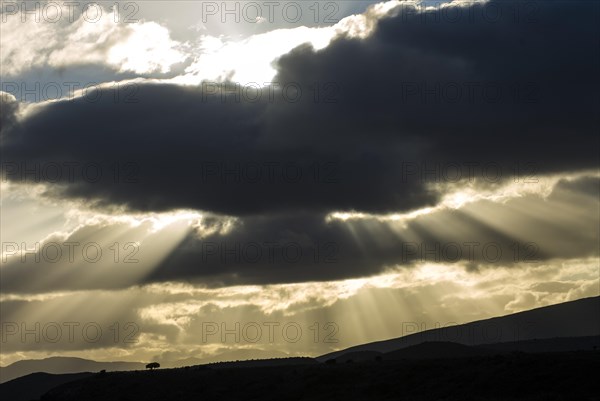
left=383, top=341, right=495, bottom=360
left=0, top=372, right=92, bottom=401
left=41, top=351, right=600, bottom=400
left=0, top=357, right=143, bottom=383
left=318, top=296, right=600, bottom=361
left=187, top=349, right=289, bottom=366
left=476, top=335, right=600, bottom=353
left=207, top=357, right=316, bottom=369
left=329, top=351, right=382, bottom=363
left=330, top=337, right=600, bottom=363
left=158, top=349, right=292, bottom=368
left=8, top=339, right=597, bottom=400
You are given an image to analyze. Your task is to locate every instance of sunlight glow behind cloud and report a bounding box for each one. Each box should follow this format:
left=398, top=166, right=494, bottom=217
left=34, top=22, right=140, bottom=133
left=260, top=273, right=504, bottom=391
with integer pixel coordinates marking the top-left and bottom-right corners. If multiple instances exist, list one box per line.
left=1, top=0, right=598, bottom=371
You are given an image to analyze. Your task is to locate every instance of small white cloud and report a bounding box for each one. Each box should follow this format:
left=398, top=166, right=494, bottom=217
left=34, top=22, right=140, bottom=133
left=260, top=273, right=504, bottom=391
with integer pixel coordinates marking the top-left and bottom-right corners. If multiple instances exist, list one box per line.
left=0, top=5, right=186, bottom=76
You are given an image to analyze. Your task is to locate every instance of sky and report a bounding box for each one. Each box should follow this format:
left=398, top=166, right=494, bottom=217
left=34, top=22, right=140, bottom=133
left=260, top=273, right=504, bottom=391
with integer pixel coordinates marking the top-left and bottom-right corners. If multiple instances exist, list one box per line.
left=0, top=0, right=599, bottom=366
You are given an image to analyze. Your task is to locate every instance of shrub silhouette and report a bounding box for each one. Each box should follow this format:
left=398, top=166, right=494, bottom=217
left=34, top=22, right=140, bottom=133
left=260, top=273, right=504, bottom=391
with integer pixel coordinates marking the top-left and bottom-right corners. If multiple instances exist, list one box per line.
left=146, top=362, right=160, bottom=370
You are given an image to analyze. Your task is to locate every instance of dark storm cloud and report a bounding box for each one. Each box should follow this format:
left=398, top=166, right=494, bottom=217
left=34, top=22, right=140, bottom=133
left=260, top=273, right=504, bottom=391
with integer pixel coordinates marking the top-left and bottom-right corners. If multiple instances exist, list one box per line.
left=1, top=0, right=598, bottom=216
left=2, top=176, right=598, bottom=293
left=269, top=0, right=599, bottom=174
left=142, top=176, right=600, bottom=286
left=1, top=82, right=437, bottom=215
left=0, top=92, right=18, bottom=133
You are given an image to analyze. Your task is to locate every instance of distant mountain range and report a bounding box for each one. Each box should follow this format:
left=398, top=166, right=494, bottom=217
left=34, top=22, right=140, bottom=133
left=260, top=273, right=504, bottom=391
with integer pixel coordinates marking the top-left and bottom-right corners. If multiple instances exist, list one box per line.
left=1, top=296, right=598, bottom=400
left=0, top=357, right=144, bottom=384
left=327, top=336, right=600, bottom=363
left=317, top=295, right=599, bottom=361
left=0, top=349, right=293, bottom=384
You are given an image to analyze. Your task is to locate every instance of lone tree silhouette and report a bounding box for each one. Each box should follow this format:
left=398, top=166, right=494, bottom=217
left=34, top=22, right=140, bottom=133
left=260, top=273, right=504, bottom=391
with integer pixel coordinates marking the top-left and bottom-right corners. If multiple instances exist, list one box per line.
left=146, top=362, right=160, bottom=370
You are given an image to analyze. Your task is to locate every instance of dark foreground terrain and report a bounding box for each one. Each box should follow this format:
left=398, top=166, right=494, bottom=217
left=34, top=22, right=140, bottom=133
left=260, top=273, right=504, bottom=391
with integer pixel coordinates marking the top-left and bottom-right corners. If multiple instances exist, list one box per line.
left=0, top=372, right=93, bottom=401
left=41, top=351, right=599, bottom=401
